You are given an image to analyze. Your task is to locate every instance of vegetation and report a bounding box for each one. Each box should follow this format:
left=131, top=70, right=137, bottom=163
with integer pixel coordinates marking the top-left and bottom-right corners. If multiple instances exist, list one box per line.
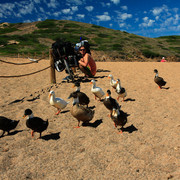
left=0, top=20, right=179, bottom=61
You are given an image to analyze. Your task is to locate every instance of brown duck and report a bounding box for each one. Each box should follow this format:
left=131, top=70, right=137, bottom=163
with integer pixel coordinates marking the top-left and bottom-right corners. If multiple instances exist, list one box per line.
left=154, top=69, right=166, bottom=89
left=68, top=92, right=95, bottom=128
left=111, top=107, right=128, bottom=134
left=103, top=90, right=120, bottom=116
left=73, top=81, right=90, bottom=107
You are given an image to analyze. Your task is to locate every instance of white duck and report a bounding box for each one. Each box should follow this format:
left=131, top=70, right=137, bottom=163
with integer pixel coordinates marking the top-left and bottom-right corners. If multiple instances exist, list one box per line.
left=108, top=74, right=117, bottom=89
left=49, top=90, right=69, bottom=115
left=90, top=79, right=105, bottom=100
left=116, top=79, right=127, bottom=101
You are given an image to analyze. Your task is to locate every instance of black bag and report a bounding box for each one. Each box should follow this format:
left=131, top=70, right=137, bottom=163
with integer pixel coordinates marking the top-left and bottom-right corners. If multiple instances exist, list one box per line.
left=51, top=40, right=76, bottom=72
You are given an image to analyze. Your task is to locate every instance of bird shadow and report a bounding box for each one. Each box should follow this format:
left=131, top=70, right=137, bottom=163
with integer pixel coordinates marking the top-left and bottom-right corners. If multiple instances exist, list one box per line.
left=121, top=124, right=138, bottom=133
left=8, top=98, right=25, bottom=105
left=41, top=132, right=61, bottom=141
left=74, top=75, right=108, bottom=83
left=161, top=87, right=170, bottom=90
left=26, top=95, right=40, bottom=102
left=94, top=75, right=108, bottom=79
left=0, top=130, right=23, bottom=138
left=88, top=105, right=96, bottom=109
left=97, top=69, right=111, bottom=72
left=82, top=119, right=103, bottom=128
left=124, top=98, right=136, bottom=102
left=60, top=110, right=70, bottom=114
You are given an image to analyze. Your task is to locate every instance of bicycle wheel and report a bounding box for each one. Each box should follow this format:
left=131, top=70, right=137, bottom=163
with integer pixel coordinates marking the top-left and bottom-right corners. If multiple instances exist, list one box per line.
left=64, top=59, right=74, bottom=82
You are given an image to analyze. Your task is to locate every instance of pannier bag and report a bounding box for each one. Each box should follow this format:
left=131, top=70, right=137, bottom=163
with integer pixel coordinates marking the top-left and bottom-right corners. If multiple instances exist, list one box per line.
left=51, top=40, right=77, bottom=72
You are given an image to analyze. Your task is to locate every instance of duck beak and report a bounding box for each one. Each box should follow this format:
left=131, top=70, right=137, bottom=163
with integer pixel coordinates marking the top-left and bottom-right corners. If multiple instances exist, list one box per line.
left=106, top=93, right=109, bottom=97
left=108, top=76, right=110, bottom=79
left=72, top=84, right=75, bottom=88
left=90, top=82, right=92, bottom=84
left=23, top=115, right=26, bottom=118
left=49, top=94, right=51, bottom=99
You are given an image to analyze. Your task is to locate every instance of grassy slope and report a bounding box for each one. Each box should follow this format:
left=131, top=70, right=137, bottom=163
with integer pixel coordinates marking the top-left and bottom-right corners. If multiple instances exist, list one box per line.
left=0, top=20, right=179, bottom=61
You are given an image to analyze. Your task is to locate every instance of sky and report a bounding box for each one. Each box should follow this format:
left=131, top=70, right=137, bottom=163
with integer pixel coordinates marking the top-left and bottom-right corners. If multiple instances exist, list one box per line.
left=0, top=0, right=180, bottom=38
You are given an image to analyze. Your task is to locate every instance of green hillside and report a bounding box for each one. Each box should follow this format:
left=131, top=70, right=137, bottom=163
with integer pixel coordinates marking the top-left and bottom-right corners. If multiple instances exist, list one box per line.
left=0, top=19, right=179, bottom=61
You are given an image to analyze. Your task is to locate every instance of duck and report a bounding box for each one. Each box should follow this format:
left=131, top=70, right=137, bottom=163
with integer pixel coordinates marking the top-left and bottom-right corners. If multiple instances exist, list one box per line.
left=116, top=79, right=127, bottom=101
left=90, top=79, right=105, bottom=101
left=0, top=116, right=19, bottom=137
left=49, top=90, right=69, bottom=115
left=23, top=109, right=48, bottom=138
left=111, top=107, right=128, bottom=134
left=68, top=92, right=95, bottom=128
left=103, top=90, right=120, bottom=116
left=154, top=69, right=167, bottom=89
left=108, top=74, right=117, bottom=89
left=72, top=81, right=90, bottom=107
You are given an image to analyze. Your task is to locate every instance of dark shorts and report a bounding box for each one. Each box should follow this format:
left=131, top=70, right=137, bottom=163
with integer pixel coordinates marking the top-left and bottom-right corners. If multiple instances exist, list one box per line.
left=83, top=66, right=94, bottom=77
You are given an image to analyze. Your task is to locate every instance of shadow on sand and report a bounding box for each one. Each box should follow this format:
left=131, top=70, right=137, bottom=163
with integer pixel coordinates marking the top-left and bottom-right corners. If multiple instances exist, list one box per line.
left=0, top=130, right=23, bottom=138
left=41, top=132, right=61, bottom=141
left=122, top=124, right=138, bottom=133
left=82, top=119, right=103, bottom=128
left=124, top=98, right=136, bottom=102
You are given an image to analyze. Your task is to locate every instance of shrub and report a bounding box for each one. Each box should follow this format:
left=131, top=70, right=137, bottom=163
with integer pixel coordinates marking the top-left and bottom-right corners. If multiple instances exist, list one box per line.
left=141, top=49, right=161, bottom=58
left=36, top=19, right=57, bottom=28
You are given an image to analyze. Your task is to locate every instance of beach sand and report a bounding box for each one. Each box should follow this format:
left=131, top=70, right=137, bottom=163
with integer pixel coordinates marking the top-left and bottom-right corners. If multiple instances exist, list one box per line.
left=0, top=58, right=180, bottom=179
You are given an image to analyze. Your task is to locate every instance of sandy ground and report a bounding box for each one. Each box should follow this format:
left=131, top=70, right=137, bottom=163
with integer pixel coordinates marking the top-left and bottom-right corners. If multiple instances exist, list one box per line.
left=0, top=58, right=180, bottom=180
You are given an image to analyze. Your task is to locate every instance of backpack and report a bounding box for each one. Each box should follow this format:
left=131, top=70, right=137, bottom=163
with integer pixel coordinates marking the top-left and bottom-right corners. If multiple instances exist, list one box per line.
left=51, top=40, right=75, bottom=72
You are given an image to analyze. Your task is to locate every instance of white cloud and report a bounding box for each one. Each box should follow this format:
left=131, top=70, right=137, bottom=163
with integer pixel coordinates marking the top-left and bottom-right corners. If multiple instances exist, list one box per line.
left=71, top=6, right=78, bottom=12
left=77, top=14, right=85, bottom=19
left=23, top=19, right=32, bottom=23
left=66, top=0, right=85, bottom=5
left=37, top=18, right=42, bottom=21
left=173, top=8, right=178, bottom=13
left=40, top=7, right=45, bottom=13
left=47, top=0, right=59, bottom=8
left=85, top=6, right=94, bottom=12
left=62, top=8, right=71, bottom=14
left=109, top=23, right=113, bottom=27
left=135, top=18, right=139, bottom=22
left=155, top=16, right=159, bottom=20
left=140, top=17, right=155, bottom=27
left=18, top=2, right=34, bottom=15
left=53, top=12, right=61, bottom=17
left=152, top=8, right=163, bottom=16
left=119, top=23, right=125, bottom=27
left=110, top=0, right=120, bottom=5
left=143, top=17, right=148, bottom=21
left=152, top=5, right=169, bottom=16
left=121, top=6, right=128, bottom=11
left=96, top=14, right=111, bottom=21
left=34, top=0, right=41, bottom=3
left=61, top=16, right=73, bottom=20
left=120, top=13, right=132, bottom=20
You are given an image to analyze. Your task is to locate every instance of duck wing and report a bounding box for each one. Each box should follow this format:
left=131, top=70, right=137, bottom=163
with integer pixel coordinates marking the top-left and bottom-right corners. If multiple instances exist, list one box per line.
left=154, top=77, right=166, bottom=86
left=103, top=97, right=119, bottom=110
left=77, top=92, right=90, bottom=106
left=71, top=105, right=94, bottom=122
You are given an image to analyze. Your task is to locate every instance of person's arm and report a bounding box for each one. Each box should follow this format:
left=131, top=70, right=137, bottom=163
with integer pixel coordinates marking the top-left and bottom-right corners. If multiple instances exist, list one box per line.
left=79, top=54, right=89, bottom=67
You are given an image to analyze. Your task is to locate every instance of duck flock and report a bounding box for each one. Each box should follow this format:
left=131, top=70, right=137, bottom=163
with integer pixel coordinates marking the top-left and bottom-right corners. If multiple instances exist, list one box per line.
left=0, top=69, right=167, bottom=138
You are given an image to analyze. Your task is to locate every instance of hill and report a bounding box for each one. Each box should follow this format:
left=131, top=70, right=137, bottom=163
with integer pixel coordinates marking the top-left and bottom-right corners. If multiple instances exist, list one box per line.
left=0, top=20, right=180, bottom=62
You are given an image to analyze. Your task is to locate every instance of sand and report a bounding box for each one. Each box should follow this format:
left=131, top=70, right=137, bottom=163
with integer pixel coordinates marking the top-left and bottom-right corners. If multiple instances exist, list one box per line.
left=0, top=58, right=180, bottom=180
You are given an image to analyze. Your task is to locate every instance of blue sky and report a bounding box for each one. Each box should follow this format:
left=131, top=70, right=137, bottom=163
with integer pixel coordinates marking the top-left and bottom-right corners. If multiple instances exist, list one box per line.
left=0, top=0, right=180, bottom=38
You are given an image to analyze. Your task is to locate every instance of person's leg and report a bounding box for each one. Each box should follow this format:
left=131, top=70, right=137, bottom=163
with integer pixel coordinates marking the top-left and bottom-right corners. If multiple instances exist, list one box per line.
left=79, top=64, right=93, bottom=77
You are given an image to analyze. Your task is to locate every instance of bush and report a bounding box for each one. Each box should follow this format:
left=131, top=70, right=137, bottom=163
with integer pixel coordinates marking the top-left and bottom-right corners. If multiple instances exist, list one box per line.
left=36, top=19, right=57, bottom=28
left=141, top=49, right=161, bottom=58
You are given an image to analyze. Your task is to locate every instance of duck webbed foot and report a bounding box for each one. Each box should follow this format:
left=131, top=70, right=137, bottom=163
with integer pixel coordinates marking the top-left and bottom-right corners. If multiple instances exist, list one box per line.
left=55, top=109, right=61, bottom=115
left=31, top=130, right=34, bottom=138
